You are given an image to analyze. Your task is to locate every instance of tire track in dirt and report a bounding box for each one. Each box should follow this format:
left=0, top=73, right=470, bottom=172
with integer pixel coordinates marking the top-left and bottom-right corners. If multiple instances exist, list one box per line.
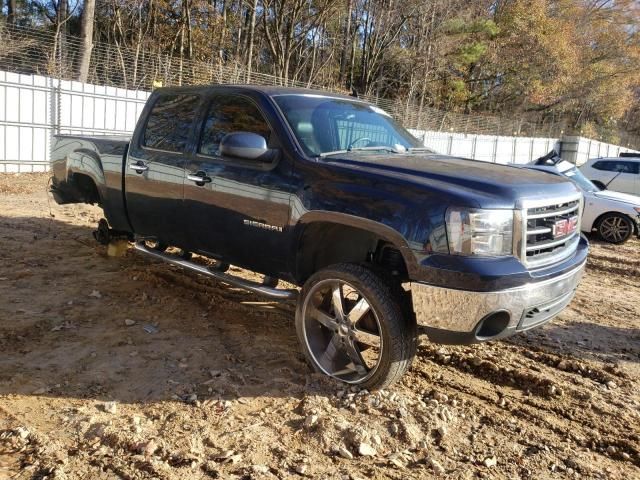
left=587, top=260, right=640, bottom=279
left=419, top=341, right=634, bottom=422
left=411, top=352, right=640, bottom=470
left=416, top=343, right=638, bottom=437
left=587, top=252, right=640, bottom=267
left=505, top=341, right=628, bottom=383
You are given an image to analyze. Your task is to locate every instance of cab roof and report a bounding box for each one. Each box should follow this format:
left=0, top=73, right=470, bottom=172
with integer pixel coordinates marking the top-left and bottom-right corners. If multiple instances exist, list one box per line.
left=154, top=84, right=363, bottom=102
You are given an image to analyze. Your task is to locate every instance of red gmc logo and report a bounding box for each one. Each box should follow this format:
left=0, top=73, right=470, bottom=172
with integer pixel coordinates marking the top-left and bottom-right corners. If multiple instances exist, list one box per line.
left=552, top=216, right=578, bottom=238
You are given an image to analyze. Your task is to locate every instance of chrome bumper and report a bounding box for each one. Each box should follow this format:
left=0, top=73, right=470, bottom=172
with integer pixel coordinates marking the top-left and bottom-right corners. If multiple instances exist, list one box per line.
left=408, top=261, right=586, bottom=343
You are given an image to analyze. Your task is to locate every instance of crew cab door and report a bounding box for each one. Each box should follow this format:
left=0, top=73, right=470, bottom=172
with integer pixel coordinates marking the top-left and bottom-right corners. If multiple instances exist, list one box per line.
left=125, top=93, right=201, bottom=246
left=182, top=93, right=292, bottom=276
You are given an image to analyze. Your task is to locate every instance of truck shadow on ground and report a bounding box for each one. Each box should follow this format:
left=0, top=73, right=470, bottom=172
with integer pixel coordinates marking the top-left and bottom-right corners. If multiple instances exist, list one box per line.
left=0, top=214, right=325, bottom=405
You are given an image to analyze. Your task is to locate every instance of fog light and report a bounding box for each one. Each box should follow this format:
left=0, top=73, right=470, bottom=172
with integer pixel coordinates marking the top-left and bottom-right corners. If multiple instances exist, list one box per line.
left=475, top=311, right=510, bottom=340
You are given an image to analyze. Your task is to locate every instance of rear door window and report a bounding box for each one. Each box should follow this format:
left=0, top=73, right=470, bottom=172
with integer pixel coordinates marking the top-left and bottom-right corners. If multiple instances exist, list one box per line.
left=199, top=95, right=271, bottom=156
left=592, top=160, right=639, bottom=174
left=143, top=94, right=200, bottom=152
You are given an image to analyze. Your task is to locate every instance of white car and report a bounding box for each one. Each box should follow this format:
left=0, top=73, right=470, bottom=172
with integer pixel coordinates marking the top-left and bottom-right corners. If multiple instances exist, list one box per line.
left=525, top=152, right=640, bottom=244
left=579, top=156, right=640, bottom=195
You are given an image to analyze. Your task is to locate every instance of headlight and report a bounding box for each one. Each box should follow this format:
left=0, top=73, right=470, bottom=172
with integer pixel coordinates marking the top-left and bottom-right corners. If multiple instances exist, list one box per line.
left=446, top=208, right=514, bottom=256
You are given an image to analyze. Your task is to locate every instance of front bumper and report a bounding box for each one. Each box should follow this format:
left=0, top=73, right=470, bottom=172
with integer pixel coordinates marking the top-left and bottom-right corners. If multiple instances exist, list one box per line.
left=408, top=259, right=586, bottom=344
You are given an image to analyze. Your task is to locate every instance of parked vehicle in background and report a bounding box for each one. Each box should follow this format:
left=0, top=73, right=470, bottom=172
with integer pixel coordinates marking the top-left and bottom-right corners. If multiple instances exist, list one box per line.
left=579, top=155, right=640, bottom=195
left=50, top=85, right=588, bottom=389
left=526, top=152, right=640, bottom=244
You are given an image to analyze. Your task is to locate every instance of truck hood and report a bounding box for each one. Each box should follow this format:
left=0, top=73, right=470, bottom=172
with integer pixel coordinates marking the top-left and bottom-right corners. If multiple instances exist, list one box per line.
left=323, top=152, right=579, bottom=209
left=592, top=189, right=640, bottom=206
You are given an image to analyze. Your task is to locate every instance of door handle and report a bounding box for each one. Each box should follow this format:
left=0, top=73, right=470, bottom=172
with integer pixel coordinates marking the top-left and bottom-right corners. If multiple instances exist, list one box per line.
left=129, top=161, right=148, bottom=173
left=187, top=171, right=212, bottom=185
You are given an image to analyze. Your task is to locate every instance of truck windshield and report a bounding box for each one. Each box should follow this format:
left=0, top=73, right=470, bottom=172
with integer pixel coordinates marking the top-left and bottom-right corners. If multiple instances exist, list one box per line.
left=564, top=167, right=600, bottom=192
left=273, top=95, right=423, bottom=157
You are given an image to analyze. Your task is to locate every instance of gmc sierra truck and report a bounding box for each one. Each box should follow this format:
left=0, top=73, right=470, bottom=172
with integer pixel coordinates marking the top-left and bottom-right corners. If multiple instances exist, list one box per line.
left=50, top=85, right=588, bottom=389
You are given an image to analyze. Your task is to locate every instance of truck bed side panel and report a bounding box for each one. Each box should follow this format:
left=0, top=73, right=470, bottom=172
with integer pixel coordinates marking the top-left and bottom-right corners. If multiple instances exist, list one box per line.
left=50, top=135, right=132, bottom=232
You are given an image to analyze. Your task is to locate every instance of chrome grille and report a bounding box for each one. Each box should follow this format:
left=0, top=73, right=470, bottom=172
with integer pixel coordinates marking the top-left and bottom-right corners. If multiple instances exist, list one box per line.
left=523, top=198, right=581, bottom=268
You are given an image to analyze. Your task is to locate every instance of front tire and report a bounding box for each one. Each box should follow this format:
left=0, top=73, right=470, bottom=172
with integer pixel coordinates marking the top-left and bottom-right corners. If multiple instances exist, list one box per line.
left=597, top=213, right=633, bottom=244
left=295, top=263, right=416, bottom=390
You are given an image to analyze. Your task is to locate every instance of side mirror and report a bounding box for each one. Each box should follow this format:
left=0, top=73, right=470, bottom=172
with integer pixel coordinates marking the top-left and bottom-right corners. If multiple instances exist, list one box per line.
left=219, top=132, right=275, bottom=162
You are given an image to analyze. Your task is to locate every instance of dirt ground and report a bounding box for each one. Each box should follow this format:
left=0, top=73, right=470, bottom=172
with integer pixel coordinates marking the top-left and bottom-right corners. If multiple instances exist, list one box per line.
left=0, top=173, right=638, bottom=480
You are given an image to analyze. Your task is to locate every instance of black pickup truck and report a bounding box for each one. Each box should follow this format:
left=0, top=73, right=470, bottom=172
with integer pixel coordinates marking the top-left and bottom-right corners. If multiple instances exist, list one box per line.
left=51, top=85, right=588, bottom=389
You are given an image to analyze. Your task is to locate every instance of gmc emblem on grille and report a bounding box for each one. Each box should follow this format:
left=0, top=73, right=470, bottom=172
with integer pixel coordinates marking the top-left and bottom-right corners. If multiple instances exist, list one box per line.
left=552, top=216, right=578, bottom=238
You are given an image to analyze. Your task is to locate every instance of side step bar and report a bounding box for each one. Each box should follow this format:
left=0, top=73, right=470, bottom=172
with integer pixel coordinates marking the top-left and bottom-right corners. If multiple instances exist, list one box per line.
left=134, top=241, right=298, bottom=301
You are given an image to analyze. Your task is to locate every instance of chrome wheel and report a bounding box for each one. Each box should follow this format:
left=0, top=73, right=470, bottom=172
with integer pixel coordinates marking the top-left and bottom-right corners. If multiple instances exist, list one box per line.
left=599, top=215, right=632, bottom=243
left=301, top=279, right=383, bottom=384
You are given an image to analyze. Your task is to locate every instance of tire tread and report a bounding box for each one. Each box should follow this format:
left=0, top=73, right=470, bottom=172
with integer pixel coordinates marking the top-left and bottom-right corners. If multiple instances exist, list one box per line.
left=295, top=262, right=417, bottom=390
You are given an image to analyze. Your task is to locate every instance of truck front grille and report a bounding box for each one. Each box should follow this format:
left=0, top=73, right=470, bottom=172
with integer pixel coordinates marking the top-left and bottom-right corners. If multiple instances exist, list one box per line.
left=523, top=198, right=581, bottom=268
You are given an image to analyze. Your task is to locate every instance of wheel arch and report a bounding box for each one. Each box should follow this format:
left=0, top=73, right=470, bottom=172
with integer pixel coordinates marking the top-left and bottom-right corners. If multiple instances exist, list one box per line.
left=292, top=211, right=418, bottom=284
left=69, top=172, right=103, bottom=205
left=66, top=147, right=107, bottom=205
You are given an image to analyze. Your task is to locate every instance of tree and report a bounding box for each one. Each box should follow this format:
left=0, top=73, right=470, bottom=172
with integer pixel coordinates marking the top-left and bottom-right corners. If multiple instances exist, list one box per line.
left=75, top=0, right=95, bottom=82
left=245, top=0, right=258, bottom=81
left=7, top=0, right=17, bottom=24
left=261, top=0, right=336, bottom=83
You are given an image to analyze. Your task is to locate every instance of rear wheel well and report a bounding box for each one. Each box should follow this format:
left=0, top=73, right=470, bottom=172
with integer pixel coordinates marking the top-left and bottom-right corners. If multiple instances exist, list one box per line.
left=72, top=173, right=101, bottom=205
left=295, top=222, right=409, bottom=284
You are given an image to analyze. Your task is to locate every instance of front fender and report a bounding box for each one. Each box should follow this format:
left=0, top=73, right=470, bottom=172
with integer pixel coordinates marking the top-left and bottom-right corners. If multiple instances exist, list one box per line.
left=291, top=210, right=423, bottom=279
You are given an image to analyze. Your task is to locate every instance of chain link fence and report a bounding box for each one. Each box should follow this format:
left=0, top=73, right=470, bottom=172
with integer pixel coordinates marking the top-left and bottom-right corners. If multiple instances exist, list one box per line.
left=1, top=23, right=639, bottom=149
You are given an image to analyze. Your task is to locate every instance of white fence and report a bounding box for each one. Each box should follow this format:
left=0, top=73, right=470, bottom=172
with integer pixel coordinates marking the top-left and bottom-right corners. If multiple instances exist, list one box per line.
left=0, top=70, right=149, bottom=173
left=410, top=130, right=639, bottom=165
left=0, top=70, right=637, bottom=172
left=410, top=129, right=560, bottom=164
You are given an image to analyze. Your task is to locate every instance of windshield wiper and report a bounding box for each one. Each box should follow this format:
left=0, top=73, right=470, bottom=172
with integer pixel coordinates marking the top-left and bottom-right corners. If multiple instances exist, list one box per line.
left=318, top=146, right=405, bottom=158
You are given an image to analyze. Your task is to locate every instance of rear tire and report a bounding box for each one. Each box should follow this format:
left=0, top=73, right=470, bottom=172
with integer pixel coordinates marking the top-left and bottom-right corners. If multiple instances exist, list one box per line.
left=597, top=213, right=633, bottom=244
left=295, top=263, right=416, bottom=390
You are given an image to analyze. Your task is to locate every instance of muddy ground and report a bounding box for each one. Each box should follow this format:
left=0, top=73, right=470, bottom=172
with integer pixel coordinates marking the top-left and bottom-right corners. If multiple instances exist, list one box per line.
left=0, top=173, right=638, bottom=480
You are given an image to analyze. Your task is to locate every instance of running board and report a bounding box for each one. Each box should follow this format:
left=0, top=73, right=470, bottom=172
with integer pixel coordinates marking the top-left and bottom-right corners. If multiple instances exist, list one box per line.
left=134, top=241, right=298, bottom=300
